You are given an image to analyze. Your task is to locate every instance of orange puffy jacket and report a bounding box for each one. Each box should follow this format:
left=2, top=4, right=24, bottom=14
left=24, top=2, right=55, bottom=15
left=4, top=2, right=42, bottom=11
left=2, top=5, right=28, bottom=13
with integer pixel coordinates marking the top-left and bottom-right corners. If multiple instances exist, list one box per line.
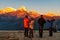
left=24, top=18, right=29, bottom=28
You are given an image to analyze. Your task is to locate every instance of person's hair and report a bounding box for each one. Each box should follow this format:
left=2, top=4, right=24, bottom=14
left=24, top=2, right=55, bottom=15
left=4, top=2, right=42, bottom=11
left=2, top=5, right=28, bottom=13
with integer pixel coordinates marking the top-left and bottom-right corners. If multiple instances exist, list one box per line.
left=41, top=15, right=43, bottom=17
left=40, top=15, right=43, bottom=18
left=31, top=18, right=34, bottom=20
left=25, top=15, right=28, bottom=18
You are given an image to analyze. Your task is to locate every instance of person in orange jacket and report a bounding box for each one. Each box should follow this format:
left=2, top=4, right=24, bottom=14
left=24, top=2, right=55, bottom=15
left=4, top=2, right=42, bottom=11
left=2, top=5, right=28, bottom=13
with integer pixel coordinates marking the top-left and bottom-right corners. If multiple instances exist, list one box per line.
left=24, top=15, right=29, bottom=37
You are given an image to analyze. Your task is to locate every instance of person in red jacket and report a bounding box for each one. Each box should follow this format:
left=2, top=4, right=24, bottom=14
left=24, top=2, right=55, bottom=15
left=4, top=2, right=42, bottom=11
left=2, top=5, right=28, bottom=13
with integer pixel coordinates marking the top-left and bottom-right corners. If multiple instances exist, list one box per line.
left=24, top=15, right=29, bottom=37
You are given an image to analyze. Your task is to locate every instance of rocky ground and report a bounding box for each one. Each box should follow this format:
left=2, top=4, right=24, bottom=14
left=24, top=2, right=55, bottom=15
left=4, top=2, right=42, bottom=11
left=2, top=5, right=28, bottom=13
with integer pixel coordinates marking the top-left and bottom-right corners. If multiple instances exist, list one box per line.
left=0, top=30, right=60, bottom=40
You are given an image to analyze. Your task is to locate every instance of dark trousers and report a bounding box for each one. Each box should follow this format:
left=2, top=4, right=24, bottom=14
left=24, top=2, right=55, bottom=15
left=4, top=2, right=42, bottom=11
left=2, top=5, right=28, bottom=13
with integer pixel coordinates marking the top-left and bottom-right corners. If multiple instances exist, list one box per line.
left=39, top=26, right=43, bottom=38
left=29, top=29, right=33, bottom=38
left=49, top=27, right=53, bottom=36
left=24, top=28, right=28, bottom=37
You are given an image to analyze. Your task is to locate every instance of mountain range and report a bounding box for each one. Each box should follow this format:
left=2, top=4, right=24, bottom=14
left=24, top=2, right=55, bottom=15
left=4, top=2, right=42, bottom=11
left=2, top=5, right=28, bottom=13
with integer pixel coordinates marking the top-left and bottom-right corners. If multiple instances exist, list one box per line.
left=0, top=6, right=60, bottom=20
left=0, top=6, right=60, bottom=30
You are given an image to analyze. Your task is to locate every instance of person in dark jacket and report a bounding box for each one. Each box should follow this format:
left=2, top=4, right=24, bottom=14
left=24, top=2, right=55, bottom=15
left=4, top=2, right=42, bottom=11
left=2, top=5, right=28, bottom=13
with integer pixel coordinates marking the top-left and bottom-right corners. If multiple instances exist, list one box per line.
left=38, top=15, right=46, bottom=38
left=47, top=18, right=55, bottom=36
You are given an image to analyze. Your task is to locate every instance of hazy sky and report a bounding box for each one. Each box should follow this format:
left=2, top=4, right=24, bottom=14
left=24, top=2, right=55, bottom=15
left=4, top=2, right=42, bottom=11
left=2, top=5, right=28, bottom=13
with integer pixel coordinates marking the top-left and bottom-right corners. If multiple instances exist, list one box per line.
left=0, top=0, right=60, bottom=15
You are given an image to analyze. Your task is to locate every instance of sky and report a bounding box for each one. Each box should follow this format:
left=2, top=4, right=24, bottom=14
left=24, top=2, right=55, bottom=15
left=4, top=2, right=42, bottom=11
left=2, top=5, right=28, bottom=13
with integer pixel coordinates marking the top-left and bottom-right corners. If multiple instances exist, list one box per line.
left=0, top=0, right=60, bottom=15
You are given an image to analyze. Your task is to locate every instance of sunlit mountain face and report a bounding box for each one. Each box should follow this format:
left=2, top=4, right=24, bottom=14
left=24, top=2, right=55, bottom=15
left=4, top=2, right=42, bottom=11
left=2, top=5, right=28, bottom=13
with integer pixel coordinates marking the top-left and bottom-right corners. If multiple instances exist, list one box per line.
left=45, top=12, right=57, bottom=17
left=0, top=7, right=16, bottom=14
left=19, top=6, right=27, bottom=12
left=43, top=12, right=59, bottom=20
left=29, top=10, right=40, bottom=18
left=15, top=10, right=27, bottom=18
left=0, top=6, right=60, bottom=19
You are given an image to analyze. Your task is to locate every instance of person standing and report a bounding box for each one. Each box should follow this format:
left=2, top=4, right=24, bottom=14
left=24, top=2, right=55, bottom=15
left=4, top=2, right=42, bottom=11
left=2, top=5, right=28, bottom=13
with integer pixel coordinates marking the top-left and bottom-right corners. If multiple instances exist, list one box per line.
left=29, top=18, right=34, bottom=38
left=38, top=15, right=46, bottom=38
left=47, top=18, right=55, bottom=36
left=24, top=15, right=29, bottom=37
left=54, top=24, right=57, bottom=32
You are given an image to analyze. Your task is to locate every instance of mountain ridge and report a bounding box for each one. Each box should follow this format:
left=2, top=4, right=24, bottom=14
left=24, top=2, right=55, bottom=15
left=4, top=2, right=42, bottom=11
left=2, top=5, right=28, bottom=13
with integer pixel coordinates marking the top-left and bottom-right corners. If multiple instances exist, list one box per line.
left=0, top=6, right=60, bottom=19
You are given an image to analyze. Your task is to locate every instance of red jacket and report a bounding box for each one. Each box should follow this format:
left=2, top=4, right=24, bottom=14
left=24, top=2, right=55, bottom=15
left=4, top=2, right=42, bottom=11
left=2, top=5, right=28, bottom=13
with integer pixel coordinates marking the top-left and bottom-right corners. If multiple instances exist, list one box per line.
left=24, top=18, right=29, bottom=28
